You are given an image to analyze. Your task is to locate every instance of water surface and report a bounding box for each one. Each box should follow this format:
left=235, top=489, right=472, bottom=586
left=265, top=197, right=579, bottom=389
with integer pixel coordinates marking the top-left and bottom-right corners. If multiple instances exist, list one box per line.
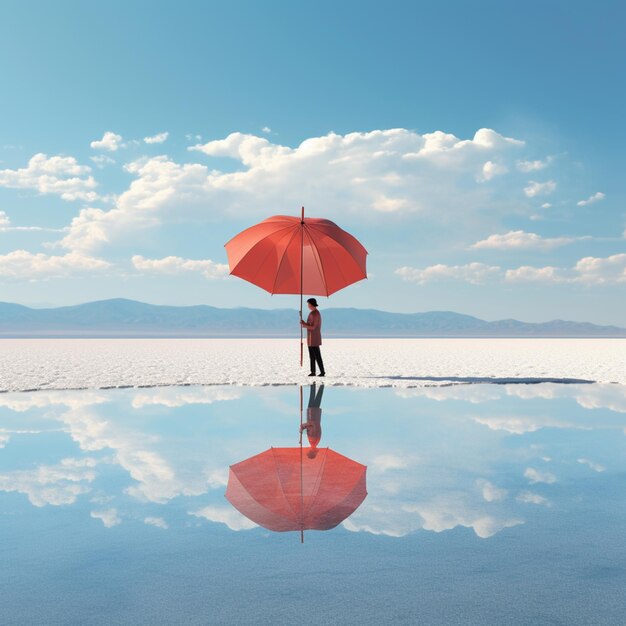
left=1, top=383, right=625, bottom=624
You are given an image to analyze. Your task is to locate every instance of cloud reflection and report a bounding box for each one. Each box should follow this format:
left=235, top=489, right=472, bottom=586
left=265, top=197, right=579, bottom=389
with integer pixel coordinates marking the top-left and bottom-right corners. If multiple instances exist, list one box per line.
left=190, top=506, right=257, bottom=531
left=524, top=468, right=557, bottom=484
left=0, top=383, right=623, bottom=541
left=396, top=382, right=626, bottom=415
left=91, top=508, right=121, bottom=527
left=0, top=457, right=98, bottom=507
left=144, top=516, right=168, bottom=529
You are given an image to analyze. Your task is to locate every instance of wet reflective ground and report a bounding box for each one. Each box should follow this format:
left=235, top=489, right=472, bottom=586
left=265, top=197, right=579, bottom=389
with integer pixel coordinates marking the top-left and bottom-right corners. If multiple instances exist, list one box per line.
left=1, top=383, right=625, bottom=624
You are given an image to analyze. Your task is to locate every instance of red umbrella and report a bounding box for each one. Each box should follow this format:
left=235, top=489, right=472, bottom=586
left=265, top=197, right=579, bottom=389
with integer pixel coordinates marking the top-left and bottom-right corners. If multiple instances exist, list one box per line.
left=224, top=208, right=367, bottom=364
left=226, top=446, right=367, bottom=542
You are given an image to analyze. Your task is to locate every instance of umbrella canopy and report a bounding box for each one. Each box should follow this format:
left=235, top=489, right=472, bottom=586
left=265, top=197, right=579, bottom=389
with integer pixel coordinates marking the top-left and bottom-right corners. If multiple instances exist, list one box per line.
left=226, top=447, right=367, bottom=533
left=224, top=213, right=368, bottom=296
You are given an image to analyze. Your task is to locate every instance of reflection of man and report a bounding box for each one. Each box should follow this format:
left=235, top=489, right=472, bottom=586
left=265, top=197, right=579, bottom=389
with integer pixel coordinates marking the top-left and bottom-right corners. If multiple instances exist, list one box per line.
left=300, top=383, right=324, bottom=457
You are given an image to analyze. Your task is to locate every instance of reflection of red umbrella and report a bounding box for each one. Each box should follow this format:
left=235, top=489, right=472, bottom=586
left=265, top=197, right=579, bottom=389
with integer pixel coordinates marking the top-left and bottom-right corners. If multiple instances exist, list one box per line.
left=224, top=209, right=367, bottom=364
left=226, top=447, right=367, bottom=542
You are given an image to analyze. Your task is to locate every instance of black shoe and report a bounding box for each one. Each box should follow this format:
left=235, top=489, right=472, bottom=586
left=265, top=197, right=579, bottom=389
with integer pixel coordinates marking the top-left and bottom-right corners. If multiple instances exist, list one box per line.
left=318, top=372, right=325, bottom=377
left=308, top=373, right=316, bottom=377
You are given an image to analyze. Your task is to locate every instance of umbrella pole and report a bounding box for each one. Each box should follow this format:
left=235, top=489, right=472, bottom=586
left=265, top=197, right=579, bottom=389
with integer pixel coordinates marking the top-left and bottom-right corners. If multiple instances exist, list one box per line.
left=300, top=206, right=304, bottom=367
left=300, top=383, right=304, bottom=543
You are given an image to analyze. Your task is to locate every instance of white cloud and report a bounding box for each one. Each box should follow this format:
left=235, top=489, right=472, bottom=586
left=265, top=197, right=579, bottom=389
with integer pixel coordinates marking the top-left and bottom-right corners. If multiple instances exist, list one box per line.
left=0, top=428, right=54, bottom=437
left=57, top=406, right=214, bottom=503
left=90, top=155, right=115, bottom=168
left=0, top=153, right=98, bottom=201
left=577, top=192, right=605, bottom=206
left=0, top=457, right=97, bottom=507
left=402, top=500, right=522, bottom=539
left=400, top=128, right=524, bottom=158
left=476, top=479, right=507, bottom=502
left=577, top=458, right=606, bottom=472
left=189, top=128, right=523, bottom=171
left=131, top=254, right=229, bottom=279
left=144, top=132, right=169, bottom=144
left=190, top=505, right=257, bottom=531
left=524, top=467, right=556, bottom=484
left=571, top=384, right=626, bottom=414
left=505, top=265, right=566, bottom=283
left=0, top=249, right=110, bottom=280
left=474, top=415, right=574, bottom=434
left=90, top=495, right=115, bottom=505
left=91, top=508, right=121, bottom=527
left=505, top=254, right=626, bottom=285
left=397, top=252, right=626, bottom=287
left=371, top=194, right=411, bottom=212
left=1, top=388, right=240, bottom=506
left=400, top=383, right=626, bottom=422
left=516, top=159, right=548, bottom=172
left=58, top=155, right=216, bottom=252
left=574, top=253, right=626, bottom=284
left=59, top=207, right=154, bottom=253
left=0, top=390, right=109, bottom=413
left=90, top=131, right=123, bottom=152
left=396, top=385, right=504, bottom=404
left=471, top=230, right=576, bottom=250
left=189, top=131, right=291, bottom=164
left=130, top=387, right=240, bottom=409
left=478, top=160, right=508, bottom=181
left=395, top=262, right=501, bottom=285
left=59, top=127, right=526, bottom=252
left=144, top=516, right=168, bottom=529
left=541, top=202, right=552, bottom=209
left=371, top=454, right=410, bottom=472
left=516, top=491, right=550, bottom=506
left=524, top=180, right=556, bottom=197
left=261, top=126, right=271, bottom=134
left=205, top=468, right=229, bottom=489
left=345, top=506, right=522, bottom=540
left=342, top=518, right=406, bottom=538
left=0, top=211, right=63, bottom=233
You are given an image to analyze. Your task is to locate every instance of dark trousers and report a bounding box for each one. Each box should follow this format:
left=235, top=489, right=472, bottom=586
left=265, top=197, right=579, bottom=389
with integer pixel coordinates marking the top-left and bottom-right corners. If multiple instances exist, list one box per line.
left=308, top=382, right=324, bottom=407
left=308, top=346, right=325, bottom=374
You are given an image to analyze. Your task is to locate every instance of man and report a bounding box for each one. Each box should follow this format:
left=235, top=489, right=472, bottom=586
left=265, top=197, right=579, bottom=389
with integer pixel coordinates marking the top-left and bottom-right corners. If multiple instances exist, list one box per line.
left=300, top=297, right=325, bottom=377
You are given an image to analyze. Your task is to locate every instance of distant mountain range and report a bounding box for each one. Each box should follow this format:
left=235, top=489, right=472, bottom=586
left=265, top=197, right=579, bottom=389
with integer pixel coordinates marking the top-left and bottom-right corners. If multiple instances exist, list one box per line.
left=0, top=298, right=624, bottom=337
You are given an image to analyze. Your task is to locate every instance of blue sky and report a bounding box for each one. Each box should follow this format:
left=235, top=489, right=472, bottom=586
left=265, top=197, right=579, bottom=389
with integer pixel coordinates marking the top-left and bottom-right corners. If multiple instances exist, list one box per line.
left=0, top=0, right=624, bottom=324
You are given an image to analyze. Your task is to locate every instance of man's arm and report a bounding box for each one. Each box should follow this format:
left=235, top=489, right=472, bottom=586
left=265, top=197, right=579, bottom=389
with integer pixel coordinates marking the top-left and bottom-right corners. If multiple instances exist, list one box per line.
left=301, top=312, right=318, bottom=329
left=299, top=311, right=308, bottom=328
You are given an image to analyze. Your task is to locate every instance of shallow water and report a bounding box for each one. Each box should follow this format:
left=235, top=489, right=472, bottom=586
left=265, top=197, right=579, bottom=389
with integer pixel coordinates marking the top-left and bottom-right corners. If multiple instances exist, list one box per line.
left=1, top=383, right=625, bottom=625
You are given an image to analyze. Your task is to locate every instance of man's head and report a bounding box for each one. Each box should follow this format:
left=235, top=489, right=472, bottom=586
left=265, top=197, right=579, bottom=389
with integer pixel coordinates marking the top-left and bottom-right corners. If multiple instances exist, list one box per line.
left=307, top=298, right=318, bottom=311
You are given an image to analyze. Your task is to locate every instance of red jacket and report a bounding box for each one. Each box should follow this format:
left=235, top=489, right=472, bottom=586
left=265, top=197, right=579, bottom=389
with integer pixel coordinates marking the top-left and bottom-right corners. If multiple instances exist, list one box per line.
left=304, top=309, right=322, bottom=347
left=304, top=407, right=322, bottom=448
